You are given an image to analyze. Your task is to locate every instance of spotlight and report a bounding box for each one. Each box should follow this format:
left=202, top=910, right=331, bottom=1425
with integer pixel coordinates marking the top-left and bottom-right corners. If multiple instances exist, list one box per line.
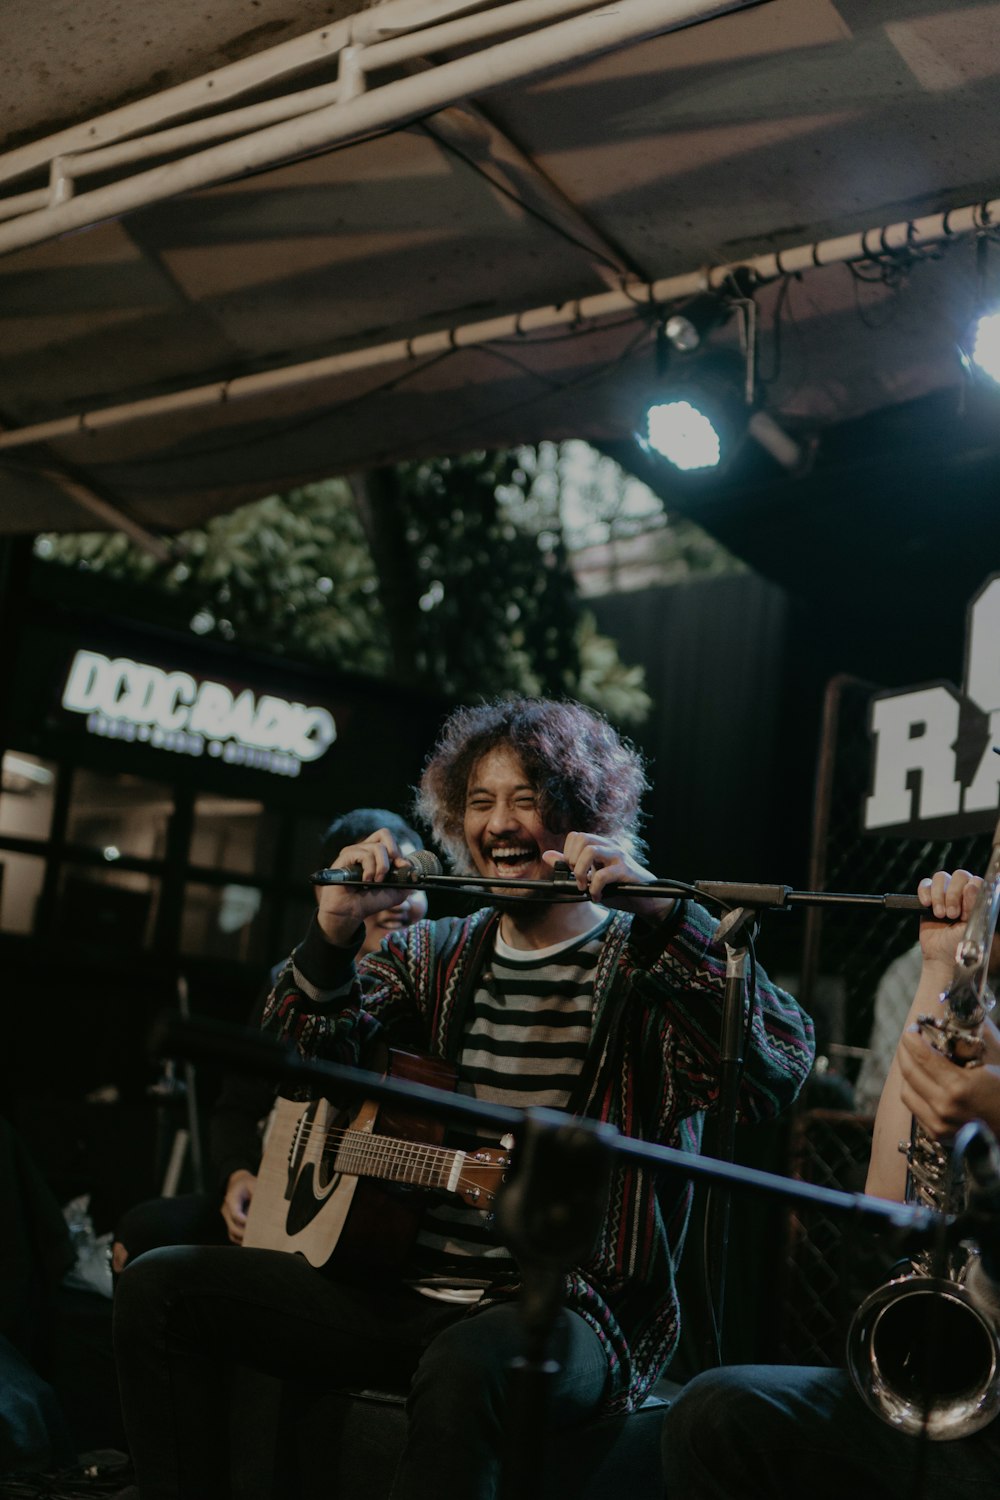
left=639, top=365, right=808, bottom=479
left=963, top=308, right=1000, bottom=385
left=638, top=354, right=752, bottom=476
left=645, top=399, right=721, bottom=470
left=641, top=288, right=815, bottom=480
left=664, top=295, right=730, bottom=354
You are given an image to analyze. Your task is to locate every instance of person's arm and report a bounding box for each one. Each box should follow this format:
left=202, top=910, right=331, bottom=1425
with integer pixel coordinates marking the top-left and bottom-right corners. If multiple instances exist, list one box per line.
left=853, top=944, right=924, bottom=1116
left=600, top=890, right=815, bottom=1127
left=262, top=828, right=425, bottom=1062
left=867, top=869, right=1000, bottom=1200
left=543, top=834, right=814, bottom=1118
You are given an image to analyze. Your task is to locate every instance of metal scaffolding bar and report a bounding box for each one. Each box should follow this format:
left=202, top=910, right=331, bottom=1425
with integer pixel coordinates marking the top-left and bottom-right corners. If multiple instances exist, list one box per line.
left=0, top=191, right=993, bottom=454
left=0, top=0, right=759, bottom=255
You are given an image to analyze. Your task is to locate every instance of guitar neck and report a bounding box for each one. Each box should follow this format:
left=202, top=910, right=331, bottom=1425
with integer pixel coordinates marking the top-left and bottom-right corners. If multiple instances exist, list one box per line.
left=336, top=1129, right=463, bottom=1193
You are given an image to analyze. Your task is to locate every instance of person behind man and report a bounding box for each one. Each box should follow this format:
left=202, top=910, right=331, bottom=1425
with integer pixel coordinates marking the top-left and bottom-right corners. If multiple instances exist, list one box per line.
left=111, top=808, right=428, bottom=1272
left=113, top=696, right=814, bottom=1500
left=853, top=940, right=924, bottom=1116
left=660, top=867, right=1000, bottom=1498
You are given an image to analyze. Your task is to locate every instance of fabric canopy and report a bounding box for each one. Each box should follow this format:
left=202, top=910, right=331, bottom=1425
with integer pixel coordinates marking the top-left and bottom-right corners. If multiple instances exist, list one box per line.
left=0, top=0, right=998, bottom=542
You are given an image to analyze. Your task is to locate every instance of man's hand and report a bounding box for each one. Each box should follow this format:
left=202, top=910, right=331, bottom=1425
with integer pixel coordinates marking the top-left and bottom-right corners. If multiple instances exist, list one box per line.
left=543, top=833, right=675, bottom=923
left=220, top=1168, right=257, bottom=1245
left=315, top=829, right=422, bottom=948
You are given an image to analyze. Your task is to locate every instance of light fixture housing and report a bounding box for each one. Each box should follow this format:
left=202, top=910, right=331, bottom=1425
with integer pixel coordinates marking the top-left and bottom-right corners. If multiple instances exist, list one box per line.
left=638, top=264, right=812, bottom=484
left=661, top=267, right=758, bottom=355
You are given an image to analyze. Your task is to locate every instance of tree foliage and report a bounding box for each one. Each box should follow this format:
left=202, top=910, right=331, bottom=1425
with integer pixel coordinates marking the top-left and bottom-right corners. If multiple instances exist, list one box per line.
left=38, top=481, right=390, bottom=675
left=34, top=445, right=741, bottom=727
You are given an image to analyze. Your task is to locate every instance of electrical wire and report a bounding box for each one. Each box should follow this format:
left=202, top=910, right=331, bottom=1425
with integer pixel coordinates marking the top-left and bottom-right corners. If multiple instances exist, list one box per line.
left=416, top=118, right=641, bottom=285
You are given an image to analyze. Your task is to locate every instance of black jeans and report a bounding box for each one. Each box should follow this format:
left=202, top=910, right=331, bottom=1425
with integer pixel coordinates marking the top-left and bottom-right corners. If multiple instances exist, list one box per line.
left=661, top=1365, right=1000, bottom=1500
left=115, top=1193, right=229, bottom=1263
left=113, top=1244, right=608, bottom=1500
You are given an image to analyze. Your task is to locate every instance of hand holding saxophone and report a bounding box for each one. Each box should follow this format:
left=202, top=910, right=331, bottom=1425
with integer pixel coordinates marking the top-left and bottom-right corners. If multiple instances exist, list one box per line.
left=867, top=868, right=1000, bottom=1200
left=916, top=867, right=987, bottom=966
left=897, top=1016, right=1000, bottom=1140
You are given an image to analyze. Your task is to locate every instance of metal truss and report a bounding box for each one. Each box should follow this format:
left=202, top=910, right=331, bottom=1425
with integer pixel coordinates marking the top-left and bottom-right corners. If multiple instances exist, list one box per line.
left=0, top=0, right=754, bottom=256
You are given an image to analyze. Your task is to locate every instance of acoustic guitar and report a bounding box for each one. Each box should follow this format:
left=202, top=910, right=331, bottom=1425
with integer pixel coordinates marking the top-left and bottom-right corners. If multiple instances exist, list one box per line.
left=243, top=1049, right=512, bottom=1273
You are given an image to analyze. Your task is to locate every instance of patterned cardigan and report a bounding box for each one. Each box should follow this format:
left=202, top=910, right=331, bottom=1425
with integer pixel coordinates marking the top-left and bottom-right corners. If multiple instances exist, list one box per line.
left=263, top=899, right=814, bottom=1413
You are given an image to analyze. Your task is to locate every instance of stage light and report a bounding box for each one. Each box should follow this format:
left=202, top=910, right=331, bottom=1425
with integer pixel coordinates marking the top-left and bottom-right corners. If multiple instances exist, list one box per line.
left=638, top=279, right=810, bottom=480
left=967, top=309, right=1000, bottom=385
left=639, top=370, right=807, bottom=479
left=644, top=399, right=721, bottom=470
left=638, top=353, right=751, bottom=476
left=664, top=295, right=728, bottom=354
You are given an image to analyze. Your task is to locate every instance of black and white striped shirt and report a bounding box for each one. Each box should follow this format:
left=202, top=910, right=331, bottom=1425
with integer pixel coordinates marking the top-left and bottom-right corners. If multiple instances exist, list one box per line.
left=409, top=914, right=611, bottom=1290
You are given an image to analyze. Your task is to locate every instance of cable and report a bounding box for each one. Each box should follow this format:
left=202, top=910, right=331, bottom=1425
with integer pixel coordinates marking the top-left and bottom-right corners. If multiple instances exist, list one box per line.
left=0, top=348, right=461, bottom=489
left=354, top=319, right=655, bottom=468
left=417, top=119, right=638, bottom=284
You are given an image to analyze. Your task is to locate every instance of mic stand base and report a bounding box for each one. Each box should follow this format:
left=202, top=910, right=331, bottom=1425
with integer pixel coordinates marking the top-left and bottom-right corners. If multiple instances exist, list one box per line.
left=495, top=1114, right=615, bottom=1500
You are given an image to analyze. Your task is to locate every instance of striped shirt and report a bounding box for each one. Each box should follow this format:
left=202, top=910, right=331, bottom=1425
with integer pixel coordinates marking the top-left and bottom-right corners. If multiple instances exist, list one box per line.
left=408, top=914, right=612, bottom=1287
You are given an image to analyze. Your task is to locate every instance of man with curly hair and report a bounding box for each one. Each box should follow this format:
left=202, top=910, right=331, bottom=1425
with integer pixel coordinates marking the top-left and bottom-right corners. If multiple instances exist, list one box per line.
left=114, top=697, right=814, bottom=1500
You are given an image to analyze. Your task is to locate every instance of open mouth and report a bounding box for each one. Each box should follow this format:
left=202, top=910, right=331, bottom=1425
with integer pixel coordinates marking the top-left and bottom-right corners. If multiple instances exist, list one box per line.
left=486, top=843, right=540, bottom=876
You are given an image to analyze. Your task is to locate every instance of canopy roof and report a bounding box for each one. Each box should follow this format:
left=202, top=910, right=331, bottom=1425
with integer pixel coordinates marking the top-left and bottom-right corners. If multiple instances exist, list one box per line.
left=1, top=0, right=999, bottom=548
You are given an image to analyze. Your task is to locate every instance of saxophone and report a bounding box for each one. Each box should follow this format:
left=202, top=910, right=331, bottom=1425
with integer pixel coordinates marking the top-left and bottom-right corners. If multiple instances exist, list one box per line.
left=846, top=844, right=1000, bottom=1440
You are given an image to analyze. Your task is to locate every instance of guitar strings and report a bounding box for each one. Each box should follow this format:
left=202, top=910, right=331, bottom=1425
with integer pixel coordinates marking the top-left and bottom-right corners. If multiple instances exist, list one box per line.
left=288, top=1118, right=508, bottom=1194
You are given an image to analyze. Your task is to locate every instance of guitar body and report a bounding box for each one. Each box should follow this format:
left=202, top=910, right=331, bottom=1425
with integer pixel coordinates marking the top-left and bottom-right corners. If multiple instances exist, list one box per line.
left=244, top=1050, right=460, bottom=1274
left=334, top=1050, right=456, bottom=1274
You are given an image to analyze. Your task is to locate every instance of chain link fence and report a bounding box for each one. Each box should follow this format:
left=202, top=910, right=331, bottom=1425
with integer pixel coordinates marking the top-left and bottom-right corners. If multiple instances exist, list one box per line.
left=773, top=674, right=992, bottom=1365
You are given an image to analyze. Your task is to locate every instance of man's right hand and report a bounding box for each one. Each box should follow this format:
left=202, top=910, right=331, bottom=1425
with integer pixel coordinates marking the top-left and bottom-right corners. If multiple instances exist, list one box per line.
left=315, top=829, right=419, bottom=947
left=221, top=1168, right=256, bottom=1244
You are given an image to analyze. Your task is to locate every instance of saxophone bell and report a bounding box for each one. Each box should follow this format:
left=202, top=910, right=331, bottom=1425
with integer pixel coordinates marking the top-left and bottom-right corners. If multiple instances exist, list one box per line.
left=847, top=1266, right=1000, bottom=1439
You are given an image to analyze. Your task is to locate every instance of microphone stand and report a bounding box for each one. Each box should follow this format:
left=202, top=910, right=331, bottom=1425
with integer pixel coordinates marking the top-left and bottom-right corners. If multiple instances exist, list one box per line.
left=309, top=868, right=926, bottom=913
left=493, top=1115, right=614, bottom=1500
left=306, top=871, right=929, bottom=1363
left=704, top=905, right=759, bottom=1363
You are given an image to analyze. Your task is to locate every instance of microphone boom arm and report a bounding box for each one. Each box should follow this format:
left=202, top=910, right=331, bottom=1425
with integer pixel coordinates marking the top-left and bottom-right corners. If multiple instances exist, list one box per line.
left=309, top=867, right=925, bottom=912
left=155, top=1010, right=947, bottom=1257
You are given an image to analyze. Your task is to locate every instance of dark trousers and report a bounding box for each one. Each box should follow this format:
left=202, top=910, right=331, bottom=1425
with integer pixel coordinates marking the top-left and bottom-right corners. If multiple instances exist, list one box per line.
left=660, top=1364, right=1000, bottom=1499
left=113, top=1245, right=608, bottom=1500
left=115, top=1193, right=229, bottom=1263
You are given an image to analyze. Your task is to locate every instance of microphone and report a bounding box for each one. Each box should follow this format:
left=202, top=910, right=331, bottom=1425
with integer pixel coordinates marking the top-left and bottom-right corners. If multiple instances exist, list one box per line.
left=309, top=848, right=442, bottom=887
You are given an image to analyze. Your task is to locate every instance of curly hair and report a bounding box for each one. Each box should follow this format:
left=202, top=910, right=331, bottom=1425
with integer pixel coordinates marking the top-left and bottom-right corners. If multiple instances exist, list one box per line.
left=415, top=698, right=649, bottom=872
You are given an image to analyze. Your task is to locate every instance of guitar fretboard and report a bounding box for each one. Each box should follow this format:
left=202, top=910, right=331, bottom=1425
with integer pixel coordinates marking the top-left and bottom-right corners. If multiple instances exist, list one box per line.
left=332, top=1128, right=462, bottom=1191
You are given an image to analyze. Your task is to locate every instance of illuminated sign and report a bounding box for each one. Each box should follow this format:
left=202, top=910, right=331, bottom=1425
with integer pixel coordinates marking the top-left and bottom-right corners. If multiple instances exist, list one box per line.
left=865, top=574, right=1000, bottom=834
left=61, top=650, right=337, bottom=778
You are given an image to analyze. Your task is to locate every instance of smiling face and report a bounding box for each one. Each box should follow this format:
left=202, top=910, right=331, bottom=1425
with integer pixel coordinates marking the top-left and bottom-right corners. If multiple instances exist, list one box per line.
left=463, top=745, right=565, bottom=884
